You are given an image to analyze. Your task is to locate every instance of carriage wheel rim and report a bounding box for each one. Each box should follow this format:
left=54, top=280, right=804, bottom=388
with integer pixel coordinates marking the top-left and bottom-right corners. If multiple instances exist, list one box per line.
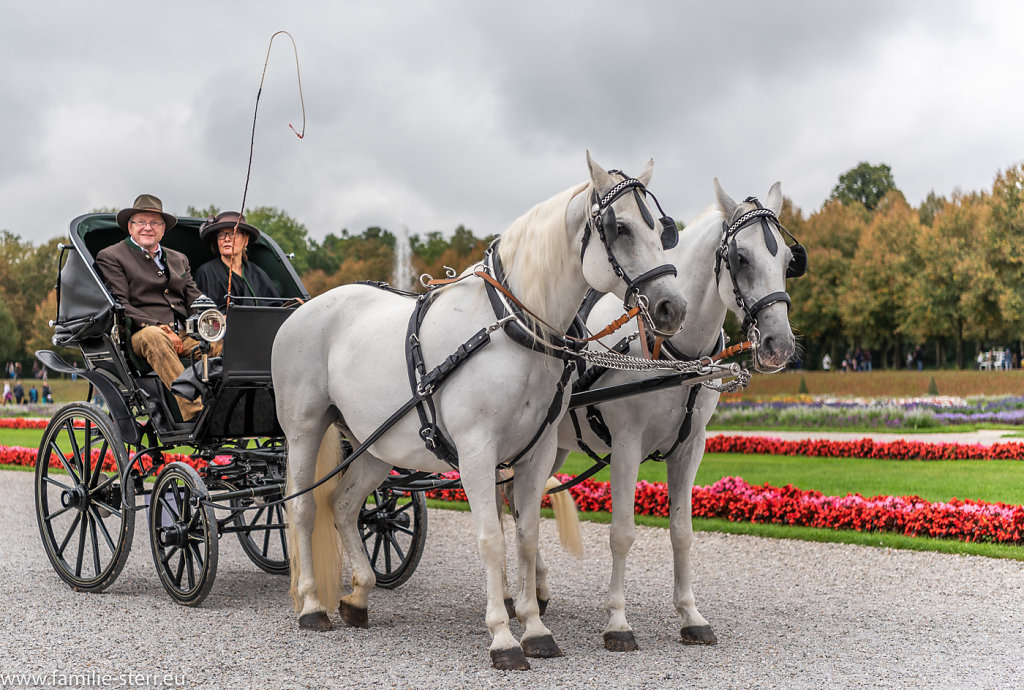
left=35, top=404, right=134, bottom=591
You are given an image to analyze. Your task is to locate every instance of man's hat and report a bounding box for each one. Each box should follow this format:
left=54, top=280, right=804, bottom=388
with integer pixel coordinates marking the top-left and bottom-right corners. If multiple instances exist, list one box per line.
left=116, top=194, right=178, bottom=231
left=199, top=211, right=261, bottom=243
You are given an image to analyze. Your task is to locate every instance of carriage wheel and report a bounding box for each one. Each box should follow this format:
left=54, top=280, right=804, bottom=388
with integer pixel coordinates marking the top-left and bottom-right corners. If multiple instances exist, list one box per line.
left=359, top=487, right=427, bottom=589
left=35, top=402, right=135, bottom=593
left=149, top=462, right=219, bottom=606
left=231, top=491, right=289, bottom=575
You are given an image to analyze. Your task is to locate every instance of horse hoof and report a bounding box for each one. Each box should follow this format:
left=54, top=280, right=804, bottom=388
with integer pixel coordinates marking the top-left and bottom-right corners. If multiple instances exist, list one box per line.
left=521, top=634, right=563, bottom=658
left=537, top=598, right=548, bottom=617
left=339, top=601, right=369, bottom=628
left=680, top=625, right=717, bottom=645
left=504, top=598, right=516, bottom=620
left=603, top=630, right=639, bottom=652
left=298, top=611, right=332, bottom=631
left=490, top=647, right=530, bottom=671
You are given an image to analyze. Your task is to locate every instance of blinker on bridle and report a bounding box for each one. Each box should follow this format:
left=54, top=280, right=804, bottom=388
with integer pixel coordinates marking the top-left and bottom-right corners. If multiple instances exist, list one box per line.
left=714, top=196, right=807, bottom=340
left=580, top=171, right=679, bottom=312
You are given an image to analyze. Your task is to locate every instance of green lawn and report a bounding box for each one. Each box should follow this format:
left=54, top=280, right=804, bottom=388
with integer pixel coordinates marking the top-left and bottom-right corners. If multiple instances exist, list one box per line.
left=561, top=451, right=1024, bottom=505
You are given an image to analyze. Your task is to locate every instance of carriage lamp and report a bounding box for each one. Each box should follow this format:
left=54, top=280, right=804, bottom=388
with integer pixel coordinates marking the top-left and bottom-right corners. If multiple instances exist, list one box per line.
left=186, top=296, right=226, bottom=343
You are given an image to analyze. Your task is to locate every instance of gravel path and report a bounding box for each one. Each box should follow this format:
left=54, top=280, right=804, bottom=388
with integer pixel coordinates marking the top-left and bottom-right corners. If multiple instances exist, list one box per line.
left=2, top=468, right=1023, bottom=689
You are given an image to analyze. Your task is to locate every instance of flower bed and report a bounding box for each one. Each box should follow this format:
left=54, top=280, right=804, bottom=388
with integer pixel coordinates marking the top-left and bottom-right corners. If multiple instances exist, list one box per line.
left=422, top=471, right=1023, bottom=545
left=0, top=418, right=49, bottom=429
left=6, top=444, right=1020, bottom=545
left=0, top=445, right=207, bottom=472
left=705, top=434, right=1024, bottom=461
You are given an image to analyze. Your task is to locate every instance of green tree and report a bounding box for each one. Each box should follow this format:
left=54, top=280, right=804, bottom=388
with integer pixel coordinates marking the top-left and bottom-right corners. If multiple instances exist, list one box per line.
left=0, top=300, right=20, bottom=363
left=980, top=163, right=1024, bottom=352
left=839, top=192, right=918, bottom=367
left=902, top=192, right=986, bottom=368
left=786, top=199, right=867, bottom=367
left=830, top=162, right=900, bottom=211
left=244, top=207, right=312, bottom=273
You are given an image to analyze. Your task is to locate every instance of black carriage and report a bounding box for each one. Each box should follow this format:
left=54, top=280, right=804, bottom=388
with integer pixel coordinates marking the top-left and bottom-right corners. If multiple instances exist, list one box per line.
left=34, top=212, right=426, bottom=605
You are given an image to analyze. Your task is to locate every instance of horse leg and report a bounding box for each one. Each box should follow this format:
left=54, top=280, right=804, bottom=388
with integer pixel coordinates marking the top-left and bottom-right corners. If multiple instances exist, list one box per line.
left=332, top=457, right=391, bottom=628
left=666, top=435, right=717, bottom=645
left=603, top=439, right=643, bottom=652
left=497, top=470, right=516, bottom=619
left=509, top=439, right=563, bottom=659
left=460, top=457, right=533, bottom=670
left=284, top=414, right=336, bottom=631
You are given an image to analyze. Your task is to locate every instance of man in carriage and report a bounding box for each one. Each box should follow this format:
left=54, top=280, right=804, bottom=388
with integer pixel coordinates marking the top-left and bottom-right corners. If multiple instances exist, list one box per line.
left=95, top=194, right=223, bottom=421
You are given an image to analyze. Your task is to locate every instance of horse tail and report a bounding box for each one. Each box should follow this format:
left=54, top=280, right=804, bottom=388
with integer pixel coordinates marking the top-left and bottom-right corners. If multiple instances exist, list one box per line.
left=287, top=427, right=345, bottom=612
left=545, top=476, right=583, bottom=558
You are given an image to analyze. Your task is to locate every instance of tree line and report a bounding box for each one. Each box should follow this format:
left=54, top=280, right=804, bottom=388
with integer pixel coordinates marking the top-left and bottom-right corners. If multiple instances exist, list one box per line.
left=2, top=160, right=1023, bottom=371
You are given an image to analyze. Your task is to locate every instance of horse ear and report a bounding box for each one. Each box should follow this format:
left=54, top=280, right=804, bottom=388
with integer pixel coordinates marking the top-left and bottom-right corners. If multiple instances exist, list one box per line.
left=765, top=181, right=783, bottom=216
left=714, top=178, right=738, bottom=222
left=586, top=150, right=615, bottom=193
left=637, top=158, right=654, bottom=187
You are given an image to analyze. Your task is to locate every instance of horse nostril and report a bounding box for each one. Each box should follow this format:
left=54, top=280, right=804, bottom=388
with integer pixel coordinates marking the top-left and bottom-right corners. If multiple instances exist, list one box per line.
left=654, top=298, right=686, bottom=332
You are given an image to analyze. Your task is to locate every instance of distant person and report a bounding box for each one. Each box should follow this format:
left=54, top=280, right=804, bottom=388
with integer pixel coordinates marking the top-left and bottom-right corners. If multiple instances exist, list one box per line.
left=821, top=353, right=832, bottom=371
left=12, top=380, right=23, bottom=404
left=29, top=386, right=38, bottom=403
left=2, top=382, right=11, bottom=405
left=914, top=345, right=924, bottom=370
left=41, top=382, right=52, bottom=403
left=194, top=212, right=280, bottom=310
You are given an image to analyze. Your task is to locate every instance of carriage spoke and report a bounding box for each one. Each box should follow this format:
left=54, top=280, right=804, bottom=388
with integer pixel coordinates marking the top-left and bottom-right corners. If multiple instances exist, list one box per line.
left=89, top=506, right=118, bottom=553
left=390, top=524, right=416, bottom=538
left=91, top=438, right=110, bottom=489
left=65, top=420, right=86, bottom=482
left=44, top=503, right=74, bottom=522
left=369, top=533, right=383, bottom=567
left=185, top=546, right=197, bottom=589
left=382, top=534, right=393, bottom=572
left=386, top=532, right=406, bottom=562
left=260, top=508, right=272, bottom=556
left=161, top=544, right=182, bottom=567
left=173, top=551, right=185, bottom=586
left=92, top=471, right=117, bottom=494
left=91, top=499, right=122, bottom=520
left=74, top=514, right=87, bottom=577
left=83, top=420, right=97, bottom=486
left=57, top=514, right=82, bottom=556
left=43, top=475, right=73, bottom=492
left=158, top=496, right=181, bottom=522
left=88, top=513, right=101, bottom=576
left=51, top=441, right=80, bottom=486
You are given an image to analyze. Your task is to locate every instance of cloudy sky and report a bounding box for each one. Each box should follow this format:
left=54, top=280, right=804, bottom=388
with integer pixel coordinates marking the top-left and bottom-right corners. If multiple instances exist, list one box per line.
left=2, top=1, right=1023, bottom=246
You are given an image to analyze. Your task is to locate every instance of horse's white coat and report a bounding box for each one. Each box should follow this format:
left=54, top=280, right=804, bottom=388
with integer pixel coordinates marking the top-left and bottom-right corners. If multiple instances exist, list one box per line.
left=270, top=154, right=687, bottom=667
left=550, top=181, right=797, bottom=648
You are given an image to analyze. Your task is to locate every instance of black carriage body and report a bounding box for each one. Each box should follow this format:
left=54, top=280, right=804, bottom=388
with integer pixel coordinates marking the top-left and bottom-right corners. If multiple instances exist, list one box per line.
left=45, top=212, right=309, bottom=446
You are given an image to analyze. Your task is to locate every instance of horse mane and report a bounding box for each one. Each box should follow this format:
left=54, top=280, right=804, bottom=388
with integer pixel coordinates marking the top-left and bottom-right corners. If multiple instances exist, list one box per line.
left=497, top=181, right=589, bottom=322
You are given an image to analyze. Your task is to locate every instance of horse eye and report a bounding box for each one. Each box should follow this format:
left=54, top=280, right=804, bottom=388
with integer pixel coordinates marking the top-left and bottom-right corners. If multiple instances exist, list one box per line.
left=616, top=222, right=631, bottom=236
left=737, top=252, right=749, bottom=267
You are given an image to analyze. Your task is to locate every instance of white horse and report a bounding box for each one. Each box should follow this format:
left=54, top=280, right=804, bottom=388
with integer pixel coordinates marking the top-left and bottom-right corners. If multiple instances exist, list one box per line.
left=270, top=153, right=688, bottom=670
left=543, top=180, right=800, bottom=651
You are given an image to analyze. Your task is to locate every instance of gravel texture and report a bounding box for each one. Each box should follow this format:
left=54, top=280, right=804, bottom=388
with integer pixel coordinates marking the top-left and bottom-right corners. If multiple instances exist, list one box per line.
left=2, top=467, right=1023, bottom=689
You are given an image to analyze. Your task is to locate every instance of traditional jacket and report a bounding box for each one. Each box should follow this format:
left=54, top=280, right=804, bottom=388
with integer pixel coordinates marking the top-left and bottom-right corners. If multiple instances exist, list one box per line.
left=193, top=258, right=280, bottom=310
left=95, top=238, right=204, bottom=330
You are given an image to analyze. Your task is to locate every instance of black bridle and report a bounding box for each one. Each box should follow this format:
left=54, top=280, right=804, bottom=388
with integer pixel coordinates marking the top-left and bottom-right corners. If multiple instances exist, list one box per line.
left=714, top=197, right=807, bottom=339
left=580, top=172, right=679, bottom=311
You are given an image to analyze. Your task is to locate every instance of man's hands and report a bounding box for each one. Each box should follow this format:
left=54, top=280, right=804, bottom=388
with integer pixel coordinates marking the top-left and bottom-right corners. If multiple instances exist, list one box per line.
left=158, top=324, right=188, bottom=356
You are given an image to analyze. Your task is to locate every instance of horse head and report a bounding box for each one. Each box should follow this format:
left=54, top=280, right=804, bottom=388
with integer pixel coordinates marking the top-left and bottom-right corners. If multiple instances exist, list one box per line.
left=579, top=152, right=687, bottom=336
left=713, top=179, right=800, bottom=371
